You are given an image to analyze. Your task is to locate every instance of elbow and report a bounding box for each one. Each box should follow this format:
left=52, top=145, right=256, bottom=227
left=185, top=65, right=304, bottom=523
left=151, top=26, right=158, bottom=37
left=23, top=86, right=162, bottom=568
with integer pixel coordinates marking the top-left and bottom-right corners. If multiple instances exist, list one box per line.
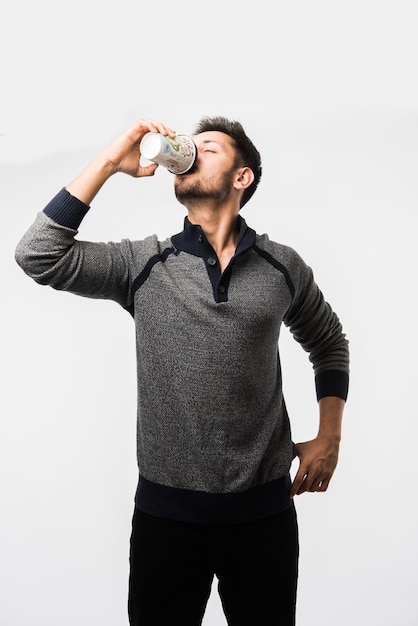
left=14, top=239, right=52, bottom=285
left=15, top=239, right=32, bottom=274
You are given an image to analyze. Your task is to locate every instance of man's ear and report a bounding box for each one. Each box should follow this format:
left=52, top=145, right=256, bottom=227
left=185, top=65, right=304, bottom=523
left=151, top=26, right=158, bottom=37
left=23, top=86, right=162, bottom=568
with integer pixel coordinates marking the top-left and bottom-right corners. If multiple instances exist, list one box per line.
left=234, top=166, right=254, bottom=190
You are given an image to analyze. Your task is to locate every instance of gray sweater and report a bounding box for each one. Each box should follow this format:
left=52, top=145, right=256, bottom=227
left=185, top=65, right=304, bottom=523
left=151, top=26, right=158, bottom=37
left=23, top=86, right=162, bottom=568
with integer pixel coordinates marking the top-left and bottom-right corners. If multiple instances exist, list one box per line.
left=15, top=188, right=349, bottom=524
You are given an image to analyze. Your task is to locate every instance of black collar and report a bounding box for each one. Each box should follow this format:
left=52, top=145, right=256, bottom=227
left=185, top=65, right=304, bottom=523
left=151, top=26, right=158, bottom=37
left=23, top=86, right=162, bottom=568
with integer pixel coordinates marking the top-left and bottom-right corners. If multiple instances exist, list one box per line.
left=171, top=215, right=256, bottom=258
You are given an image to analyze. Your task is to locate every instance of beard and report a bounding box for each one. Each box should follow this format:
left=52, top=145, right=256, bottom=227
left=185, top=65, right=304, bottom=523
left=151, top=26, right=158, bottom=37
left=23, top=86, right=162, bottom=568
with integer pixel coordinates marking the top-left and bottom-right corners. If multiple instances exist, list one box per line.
left=174, top=168, right=235, bottom=207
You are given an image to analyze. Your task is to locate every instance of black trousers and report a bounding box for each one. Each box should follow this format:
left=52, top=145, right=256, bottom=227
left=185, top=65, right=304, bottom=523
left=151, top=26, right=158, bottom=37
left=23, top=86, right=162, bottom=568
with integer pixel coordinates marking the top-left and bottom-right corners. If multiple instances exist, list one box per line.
left=128, top=503, right=299, bottom=626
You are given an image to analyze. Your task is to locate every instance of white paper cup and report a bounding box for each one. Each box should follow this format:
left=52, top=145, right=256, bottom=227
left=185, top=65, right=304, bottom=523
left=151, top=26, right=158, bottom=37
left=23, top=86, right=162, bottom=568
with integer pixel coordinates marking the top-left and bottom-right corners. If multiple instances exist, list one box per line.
left=140, top=132, right=197, bottom=174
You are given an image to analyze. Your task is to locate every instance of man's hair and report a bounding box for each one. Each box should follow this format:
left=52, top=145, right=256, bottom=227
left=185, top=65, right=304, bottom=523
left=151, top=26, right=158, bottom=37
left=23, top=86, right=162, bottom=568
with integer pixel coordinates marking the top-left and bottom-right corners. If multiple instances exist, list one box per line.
left=192, top=116, right=262, bottom=208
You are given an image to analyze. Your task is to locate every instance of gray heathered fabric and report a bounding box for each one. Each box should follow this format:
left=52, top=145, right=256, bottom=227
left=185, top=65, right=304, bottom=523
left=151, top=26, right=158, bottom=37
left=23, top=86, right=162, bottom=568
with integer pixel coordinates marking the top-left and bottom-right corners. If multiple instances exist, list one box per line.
left=16, top=212, right=349, bottom=495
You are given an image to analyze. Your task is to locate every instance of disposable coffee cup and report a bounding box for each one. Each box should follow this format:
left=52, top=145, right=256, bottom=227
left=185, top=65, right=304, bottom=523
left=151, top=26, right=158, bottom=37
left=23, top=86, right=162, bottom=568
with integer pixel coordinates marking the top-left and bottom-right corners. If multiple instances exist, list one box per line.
left=140, top=132, right=197, bottom=174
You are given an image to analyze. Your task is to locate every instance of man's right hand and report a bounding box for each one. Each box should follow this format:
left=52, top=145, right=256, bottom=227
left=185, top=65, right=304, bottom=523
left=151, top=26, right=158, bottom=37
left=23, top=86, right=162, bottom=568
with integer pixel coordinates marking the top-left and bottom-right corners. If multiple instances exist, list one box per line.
left=102, top=118, right=177, bottom=178
left=66, top=118, right=176, bottom=205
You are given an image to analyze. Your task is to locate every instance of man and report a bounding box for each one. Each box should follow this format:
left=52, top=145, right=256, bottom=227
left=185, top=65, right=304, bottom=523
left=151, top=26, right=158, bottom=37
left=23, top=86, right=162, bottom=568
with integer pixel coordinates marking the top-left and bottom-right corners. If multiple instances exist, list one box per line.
left=15, top=116, right=349, bottom=625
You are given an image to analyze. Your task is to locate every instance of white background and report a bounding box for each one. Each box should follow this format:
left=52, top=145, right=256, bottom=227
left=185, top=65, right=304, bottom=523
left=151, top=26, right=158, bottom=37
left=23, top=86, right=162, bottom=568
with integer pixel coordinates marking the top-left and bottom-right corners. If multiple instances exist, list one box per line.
left=1, top=1, right=417, bottom=624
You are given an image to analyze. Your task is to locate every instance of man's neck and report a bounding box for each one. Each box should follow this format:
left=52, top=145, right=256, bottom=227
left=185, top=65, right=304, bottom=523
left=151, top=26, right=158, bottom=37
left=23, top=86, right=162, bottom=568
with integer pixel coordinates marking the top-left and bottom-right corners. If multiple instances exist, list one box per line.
left=187, top=204, right=241, bottom=272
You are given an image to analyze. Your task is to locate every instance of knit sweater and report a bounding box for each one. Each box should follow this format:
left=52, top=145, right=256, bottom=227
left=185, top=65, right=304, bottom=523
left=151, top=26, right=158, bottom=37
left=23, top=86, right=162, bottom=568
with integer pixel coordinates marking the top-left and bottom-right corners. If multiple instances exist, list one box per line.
left=15, top=188, right=349, bottom=524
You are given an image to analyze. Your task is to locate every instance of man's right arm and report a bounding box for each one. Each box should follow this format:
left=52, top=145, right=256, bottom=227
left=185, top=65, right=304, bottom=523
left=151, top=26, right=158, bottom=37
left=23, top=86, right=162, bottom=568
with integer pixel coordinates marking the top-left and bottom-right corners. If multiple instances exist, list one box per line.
left=15, top=118, right=176, bottom=306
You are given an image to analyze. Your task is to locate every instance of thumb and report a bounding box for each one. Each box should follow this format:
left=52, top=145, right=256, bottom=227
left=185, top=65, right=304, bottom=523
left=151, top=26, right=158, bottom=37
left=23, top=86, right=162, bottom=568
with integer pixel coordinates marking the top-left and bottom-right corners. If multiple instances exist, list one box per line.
left=138, top=162, right=159, bottom=178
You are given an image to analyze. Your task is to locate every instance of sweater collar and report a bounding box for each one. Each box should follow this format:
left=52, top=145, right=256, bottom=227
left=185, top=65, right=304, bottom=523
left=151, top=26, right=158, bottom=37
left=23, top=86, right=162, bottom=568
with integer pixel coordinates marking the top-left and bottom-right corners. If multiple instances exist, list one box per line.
left=171, top=215, right=256, bottom=257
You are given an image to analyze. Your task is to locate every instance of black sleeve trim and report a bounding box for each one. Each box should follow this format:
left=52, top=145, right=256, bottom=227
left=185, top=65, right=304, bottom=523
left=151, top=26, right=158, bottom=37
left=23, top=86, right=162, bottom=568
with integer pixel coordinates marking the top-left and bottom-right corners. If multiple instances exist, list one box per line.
left=43, top=188, right=90, bottom=230
left=131, top=247, right=175, bottom=296
left=252, top=245, right=295, bottom=299
left=315, top=369, right=349, bottom=401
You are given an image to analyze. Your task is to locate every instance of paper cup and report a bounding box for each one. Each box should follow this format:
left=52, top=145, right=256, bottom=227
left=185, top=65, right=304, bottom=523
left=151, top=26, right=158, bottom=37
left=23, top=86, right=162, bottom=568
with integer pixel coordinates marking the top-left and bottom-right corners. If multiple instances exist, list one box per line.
left=140, top=132, right=197, bottom=174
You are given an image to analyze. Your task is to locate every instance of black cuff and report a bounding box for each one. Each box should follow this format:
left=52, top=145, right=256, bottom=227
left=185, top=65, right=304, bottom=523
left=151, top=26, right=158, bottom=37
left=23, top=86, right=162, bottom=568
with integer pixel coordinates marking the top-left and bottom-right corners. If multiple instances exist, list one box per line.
left=43, top=188, right=90, bottom=230
left=315, top=369, right=349, bottom=401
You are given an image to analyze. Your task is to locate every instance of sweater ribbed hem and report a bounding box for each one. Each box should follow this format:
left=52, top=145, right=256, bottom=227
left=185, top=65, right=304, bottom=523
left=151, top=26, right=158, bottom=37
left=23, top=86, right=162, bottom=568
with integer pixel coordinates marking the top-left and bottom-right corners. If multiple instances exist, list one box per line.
left=43, top=188, right=90, bottom=229
left=134, top=474, right=292, bottom=525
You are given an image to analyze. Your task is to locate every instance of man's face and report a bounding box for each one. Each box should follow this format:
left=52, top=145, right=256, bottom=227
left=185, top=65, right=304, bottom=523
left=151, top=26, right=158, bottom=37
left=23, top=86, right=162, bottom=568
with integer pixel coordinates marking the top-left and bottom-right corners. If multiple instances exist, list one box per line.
left=174, top=131, right=238, bottom=206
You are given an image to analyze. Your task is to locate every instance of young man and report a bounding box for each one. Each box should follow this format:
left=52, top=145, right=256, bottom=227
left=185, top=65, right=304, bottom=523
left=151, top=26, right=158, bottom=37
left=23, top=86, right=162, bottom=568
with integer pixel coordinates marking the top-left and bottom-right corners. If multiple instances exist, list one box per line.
left=15, top=116, right=349, bottom=625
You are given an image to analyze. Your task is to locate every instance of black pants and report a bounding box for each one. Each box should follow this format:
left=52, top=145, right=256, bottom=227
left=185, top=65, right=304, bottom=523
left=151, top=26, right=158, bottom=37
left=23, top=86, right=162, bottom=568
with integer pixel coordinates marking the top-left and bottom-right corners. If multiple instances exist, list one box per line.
left=128, top=503, right=299, bottom=626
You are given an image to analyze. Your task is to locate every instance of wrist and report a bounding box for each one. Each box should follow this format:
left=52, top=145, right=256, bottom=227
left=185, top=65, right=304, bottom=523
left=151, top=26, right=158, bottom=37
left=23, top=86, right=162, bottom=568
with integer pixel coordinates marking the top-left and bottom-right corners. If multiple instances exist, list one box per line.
left=317, top=431, right=341, bottom=445
left=66, top=154, right=117, bottom=205
left=91, top=152, right=119, bottom=179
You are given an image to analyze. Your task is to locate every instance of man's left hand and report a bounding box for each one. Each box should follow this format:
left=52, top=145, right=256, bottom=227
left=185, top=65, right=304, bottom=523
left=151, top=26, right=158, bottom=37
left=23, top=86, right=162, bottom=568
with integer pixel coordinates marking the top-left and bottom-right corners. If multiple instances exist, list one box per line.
left=290, top=436, right=340, bottom=497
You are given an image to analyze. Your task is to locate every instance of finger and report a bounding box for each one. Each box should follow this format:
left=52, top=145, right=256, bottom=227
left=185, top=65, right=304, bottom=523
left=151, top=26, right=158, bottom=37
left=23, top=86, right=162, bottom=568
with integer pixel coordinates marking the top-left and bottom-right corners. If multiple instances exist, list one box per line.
left=290, top=469, right=308, bottom=497
left=307, top=475, right=331, bottom=493
left=307, top=479, right=323, bottom=492
left=138, top=119, right=176, bottom=138
left=296, top=471, right=324, bottom=494
left=318, top=476, right=331, bottom=492
left=127, top=120, right=176, bottom=148
left=297, top=474, right=315, bottom=495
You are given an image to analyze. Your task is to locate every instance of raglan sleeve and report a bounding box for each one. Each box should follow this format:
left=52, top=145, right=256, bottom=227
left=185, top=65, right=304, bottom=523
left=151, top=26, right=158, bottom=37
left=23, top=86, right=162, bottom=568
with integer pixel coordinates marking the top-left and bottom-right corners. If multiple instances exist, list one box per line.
left=283, top=248, right=350, bottom=402
left=15, top=187, right=134, bottom=310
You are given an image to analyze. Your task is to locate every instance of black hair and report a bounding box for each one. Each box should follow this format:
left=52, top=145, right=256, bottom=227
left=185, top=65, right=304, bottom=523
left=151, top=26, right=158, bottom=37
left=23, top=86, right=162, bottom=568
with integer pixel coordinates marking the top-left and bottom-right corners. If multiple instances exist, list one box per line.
left=192, top=116, right=262, bottom=208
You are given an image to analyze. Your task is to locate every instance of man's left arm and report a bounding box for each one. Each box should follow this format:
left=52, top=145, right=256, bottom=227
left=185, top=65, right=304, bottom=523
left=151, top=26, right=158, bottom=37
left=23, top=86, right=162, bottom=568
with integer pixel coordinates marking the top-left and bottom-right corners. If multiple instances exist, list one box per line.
left=283, top=250, right=349, bottom=498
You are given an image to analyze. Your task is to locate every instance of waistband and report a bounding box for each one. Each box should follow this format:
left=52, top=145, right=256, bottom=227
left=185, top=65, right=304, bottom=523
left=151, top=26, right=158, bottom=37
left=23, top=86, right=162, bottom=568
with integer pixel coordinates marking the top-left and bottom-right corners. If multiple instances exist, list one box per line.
left=135, top=474, right=292, bottom=525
